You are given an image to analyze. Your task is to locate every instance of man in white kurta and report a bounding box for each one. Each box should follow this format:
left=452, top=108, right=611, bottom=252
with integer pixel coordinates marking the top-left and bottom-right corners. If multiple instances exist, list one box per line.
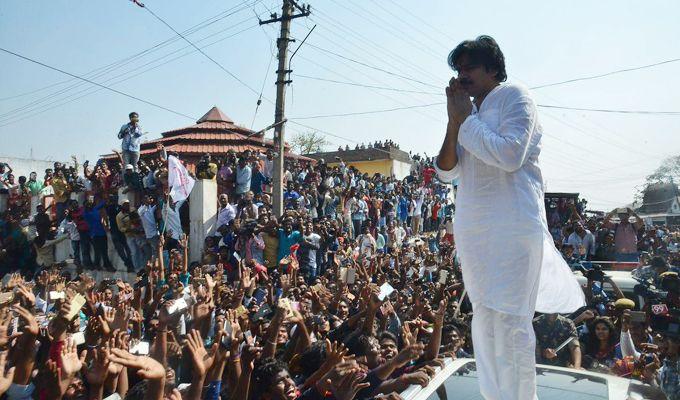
left=436, top=36, right=584, bottom=400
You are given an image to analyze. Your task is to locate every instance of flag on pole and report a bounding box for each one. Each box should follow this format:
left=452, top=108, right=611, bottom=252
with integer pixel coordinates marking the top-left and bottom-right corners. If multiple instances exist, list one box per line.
left=168, top=155, right=195, bottom=202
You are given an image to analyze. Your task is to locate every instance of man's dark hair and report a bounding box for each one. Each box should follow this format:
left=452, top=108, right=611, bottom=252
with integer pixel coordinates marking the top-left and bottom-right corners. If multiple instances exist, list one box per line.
left=129, top=112, right=139, bottom=118
left=252, top=358, right=288, bottom=398
left=448, top=35, right=507, bottom=82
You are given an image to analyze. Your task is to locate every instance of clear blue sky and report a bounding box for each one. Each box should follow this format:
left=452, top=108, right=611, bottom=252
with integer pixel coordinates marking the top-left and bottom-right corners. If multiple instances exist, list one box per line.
left=1, top=0, right=679, bottom=210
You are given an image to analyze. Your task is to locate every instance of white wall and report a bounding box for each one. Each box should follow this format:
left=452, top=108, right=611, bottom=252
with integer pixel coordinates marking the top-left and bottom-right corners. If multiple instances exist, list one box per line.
left=0, top=155, right=73, bottom=179
left=391, top=159, right=413, bottom=180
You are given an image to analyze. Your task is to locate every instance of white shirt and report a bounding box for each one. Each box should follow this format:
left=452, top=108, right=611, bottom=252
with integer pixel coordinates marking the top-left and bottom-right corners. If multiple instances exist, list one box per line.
left=164, top=200, right=185, bottom=240
left=435, top=83, right=583, bottom=316
left=59, top=219, right=80, bottom=241
left=216, top=204, right=236, bottom=229
left=565, top=230, right=596, bottom=256
left=259, top=154, right=274, bottom=178
left=137, top=204, right=158, bottom=239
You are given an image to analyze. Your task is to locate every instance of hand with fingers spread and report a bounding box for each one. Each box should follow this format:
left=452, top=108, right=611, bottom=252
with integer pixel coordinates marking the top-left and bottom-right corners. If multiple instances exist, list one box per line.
left=108, top=348, right=165, bottom=381
left=15, top=283, right=36, bottom=307
left=328, top=370, right=370, bottom=400
left=13, top=305, right=39, bottom=337
left=60, top=338, right=87, bottom=378
left=185, top=329, right=216, bottom=378
left=86, top=347, right=111, bottom=387
left=0, top=351, right=15, bottom=396
left=241, top=343, right=262, bottom=372
left=394, top=342, right=425, bottom=368
left=324, top=339, right=349, bottom=367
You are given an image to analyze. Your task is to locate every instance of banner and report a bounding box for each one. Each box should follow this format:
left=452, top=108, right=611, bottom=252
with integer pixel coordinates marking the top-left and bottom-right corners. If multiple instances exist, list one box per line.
left=168, top=155, right=195, bottom=202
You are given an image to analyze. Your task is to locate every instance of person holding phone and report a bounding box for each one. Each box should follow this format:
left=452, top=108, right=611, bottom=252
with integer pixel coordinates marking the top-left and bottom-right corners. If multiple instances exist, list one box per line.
left=435, top=35, right=585, bottom=400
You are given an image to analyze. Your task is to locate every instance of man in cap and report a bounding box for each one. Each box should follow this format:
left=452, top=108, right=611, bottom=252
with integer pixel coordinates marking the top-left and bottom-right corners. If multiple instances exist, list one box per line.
left=604, top=207, right=644, bottom=262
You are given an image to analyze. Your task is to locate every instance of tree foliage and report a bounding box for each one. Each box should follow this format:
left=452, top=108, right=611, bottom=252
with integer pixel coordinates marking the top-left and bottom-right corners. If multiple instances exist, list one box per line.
left=636, top=155, right=680, bottom=202
left=290, top=131, right=330, bottom=155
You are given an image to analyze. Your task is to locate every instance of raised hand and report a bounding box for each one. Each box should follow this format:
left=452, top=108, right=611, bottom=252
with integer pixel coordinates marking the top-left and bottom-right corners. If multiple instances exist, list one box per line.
left=433, top=298, right=448, bottom=325
left=13, top=305, right=39, bottom=336
left=394, top=342, right=425, bottom=367
left=15, top=284, right=35, bottom=307
left=0, top=351, right=15, bottom=396
left=324, top=340, right=349, bottom=367
left=185, top=329, right=216, bottom=378
left=108, top=348, right=165, bottom=381
left=85, top=347, right=110, bottom=387
left=328, top=370, right=370, bottom=400
left=241, top=343, right=262, bottom=372
left=60, top=338, right=87, bottom=378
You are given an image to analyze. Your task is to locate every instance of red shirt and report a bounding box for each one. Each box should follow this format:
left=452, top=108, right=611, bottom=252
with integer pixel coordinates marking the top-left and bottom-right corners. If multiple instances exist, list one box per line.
left=423, top=167, right=435, bottom=185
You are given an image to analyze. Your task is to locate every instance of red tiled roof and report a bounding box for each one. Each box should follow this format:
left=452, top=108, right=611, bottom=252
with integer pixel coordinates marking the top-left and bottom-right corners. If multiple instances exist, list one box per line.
left=197, top=106, right=233, bottom=123
left=135, top=143, right=311, bottom=160
left=101, top=106, right=309, bottom=161
left=162, top=121, right=257, bottom=137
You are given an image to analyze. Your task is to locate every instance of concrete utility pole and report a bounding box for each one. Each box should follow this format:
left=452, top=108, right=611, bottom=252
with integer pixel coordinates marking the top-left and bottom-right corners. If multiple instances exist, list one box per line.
left=259, top=0, right=310, bottom=216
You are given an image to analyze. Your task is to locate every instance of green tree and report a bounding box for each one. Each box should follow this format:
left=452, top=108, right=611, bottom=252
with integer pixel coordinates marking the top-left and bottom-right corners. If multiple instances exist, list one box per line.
left=290, top=131, right=331, bottom=155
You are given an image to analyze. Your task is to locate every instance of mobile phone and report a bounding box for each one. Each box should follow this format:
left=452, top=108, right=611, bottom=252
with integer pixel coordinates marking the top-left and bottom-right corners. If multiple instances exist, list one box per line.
left=0, top=292, right=14, bottom=305
left=71, top=331, right=86, bottom=346
left=378, top=282, right=395, bottom=301
left=253, top=288, right=267, bottom=304
left=630, top=311, right=646, bottom=323
left=221, top=320, right=233, bottom=348
left=253, top=304, right=274, bottom=322
left=66, top=294, right=86, bottom=320
left=233, top=252, right=242, bottom=262
left=438, top=270, right=449, bottom=284
left=130, top=341, right=150, bottom=355
left=49, top=291, right=65, bottom=301
left=167, top=298, right=188, bottom=315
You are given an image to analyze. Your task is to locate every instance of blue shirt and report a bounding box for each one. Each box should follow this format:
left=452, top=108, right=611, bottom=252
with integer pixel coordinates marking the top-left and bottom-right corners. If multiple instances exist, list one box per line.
left=277, top=229, right=301, bottom=262
left=83, top=202, right=106, bottom=237
left=250, top=170, right=269, bottom=194
left=118, top=123, right=143, bottom=152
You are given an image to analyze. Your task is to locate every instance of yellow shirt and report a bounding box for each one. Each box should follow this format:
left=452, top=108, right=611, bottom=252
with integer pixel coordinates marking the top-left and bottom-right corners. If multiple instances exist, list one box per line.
left=51, top=178, right=70, bottom=203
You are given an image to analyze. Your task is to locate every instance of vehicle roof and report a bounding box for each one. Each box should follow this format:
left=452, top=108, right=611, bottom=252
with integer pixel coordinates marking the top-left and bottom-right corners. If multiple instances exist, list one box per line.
left=399, top=358, right=633, bottom=400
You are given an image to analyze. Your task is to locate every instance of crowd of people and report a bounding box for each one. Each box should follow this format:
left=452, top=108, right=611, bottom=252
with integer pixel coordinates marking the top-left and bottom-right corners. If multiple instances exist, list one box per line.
left=1, top=113, right=680, bottom=399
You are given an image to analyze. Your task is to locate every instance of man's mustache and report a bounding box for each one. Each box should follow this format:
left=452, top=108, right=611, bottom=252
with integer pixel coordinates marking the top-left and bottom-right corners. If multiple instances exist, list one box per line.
left=458, top=78, right=473, bottom=85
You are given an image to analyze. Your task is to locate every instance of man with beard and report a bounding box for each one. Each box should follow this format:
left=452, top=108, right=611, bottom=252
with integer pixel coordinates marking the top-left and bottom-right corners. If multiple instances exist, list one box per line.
left=435, top=35, right=584, bottom=399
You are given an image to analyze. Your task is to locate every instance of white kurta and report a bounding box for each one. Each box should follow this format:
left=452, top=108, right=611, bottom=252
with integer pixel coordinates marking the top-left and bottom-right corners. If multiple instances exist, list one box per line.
left=435, top=83, right=584, bottom=317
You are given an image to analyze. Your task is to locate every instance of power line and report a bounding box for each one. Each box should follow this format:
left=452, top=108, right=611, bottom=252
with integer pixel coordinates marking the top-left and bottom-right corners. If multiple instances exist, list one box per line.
left=139, top=2, right=270, bottom=102
left=307, top=10, right=443, bottom=86
left=536, top=104, right=680, bottom=115
left=0, top=2, right=259, bottom=120
left=291, top=73, right=680, bottom=116
left=0, top=22, right=258, bottom=127
left=291, top=102, right=444, bottom=120
left=0, top=47, right=196, bottom=120
left=303, top=42, right=441, bottom=89
left=293, top=53, right=442, bottom=123
left=295, top=74, right=442, bottom=95
left=0, top=0, right=260, bottom=105
left=530, top=58, right=680, bottom=90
